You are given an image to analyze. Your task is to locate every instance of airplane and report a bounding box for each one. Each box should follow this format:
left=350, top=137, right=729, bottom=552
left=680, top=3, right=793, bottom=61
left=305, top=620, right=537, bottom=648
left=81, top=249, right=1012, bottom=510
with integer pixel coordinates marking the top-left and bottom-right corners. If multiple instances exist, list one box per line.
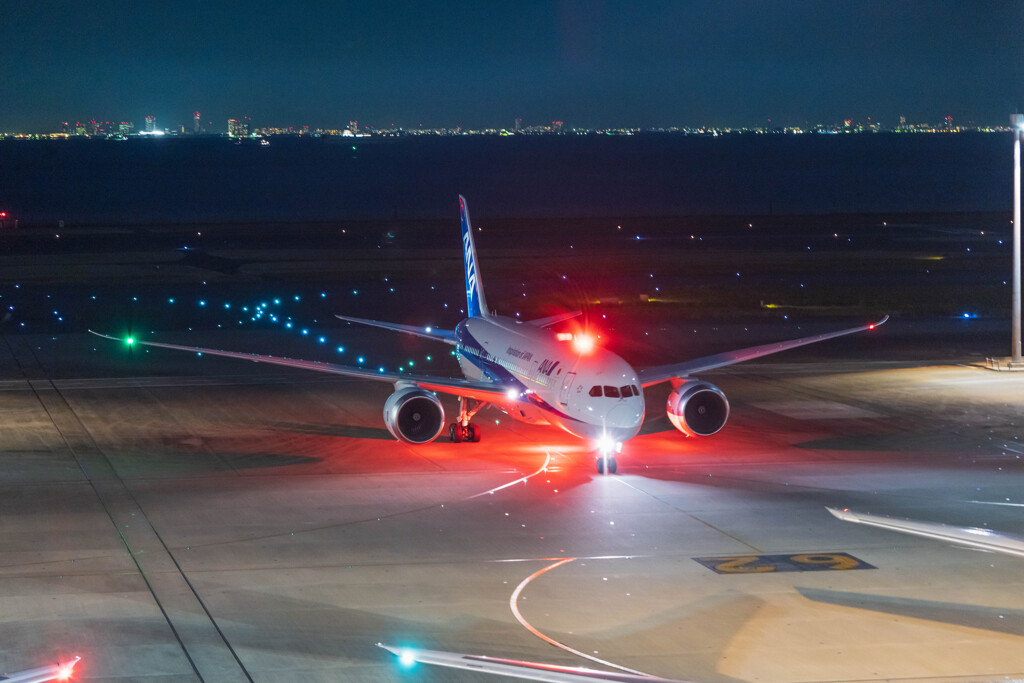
left=92, top=196, right=887, bottom=473
left=827, top=507, right=1024, bottom=558
left=1, top=656, right=80, bottom=682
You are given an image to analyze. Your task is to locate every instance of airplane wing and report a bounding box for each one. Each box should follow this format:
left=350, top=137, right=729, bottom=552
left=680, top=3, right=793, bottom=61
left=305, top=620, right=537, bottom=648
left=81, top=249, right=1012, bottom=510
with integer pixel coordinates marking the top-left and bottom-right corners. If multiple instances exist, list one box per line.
left=827, top=507, right=1024, bottom=559
left=88, top=331, right=512, bottom=403
left=377, top=643, right=686, bottom=682
left=1, top=656, right=80, bottom=682
left=637, top=316, right=888, bottom=387
left=335, top=314, right=457, bottom=345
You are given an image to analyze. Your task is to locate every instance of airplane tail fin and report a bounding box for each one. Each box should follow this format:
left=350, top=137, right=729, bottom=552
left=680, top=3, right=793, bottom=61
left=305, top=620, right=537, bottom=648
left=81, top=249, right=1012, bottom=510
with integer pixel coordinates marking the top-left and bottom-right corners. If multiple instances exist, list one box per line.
left=459, top=196, right=491, bottom=319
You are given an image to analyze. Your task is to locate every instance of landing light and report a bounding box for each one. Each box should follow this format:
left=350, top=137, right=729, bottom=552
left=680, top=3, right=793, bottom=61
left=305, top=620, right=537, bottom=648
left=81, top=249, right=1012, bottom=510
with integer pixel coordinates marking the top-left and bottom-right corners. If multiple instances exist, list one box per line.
left=596, top=434, right=617, bottom=454
left=506, top=388, right=520, bottom=401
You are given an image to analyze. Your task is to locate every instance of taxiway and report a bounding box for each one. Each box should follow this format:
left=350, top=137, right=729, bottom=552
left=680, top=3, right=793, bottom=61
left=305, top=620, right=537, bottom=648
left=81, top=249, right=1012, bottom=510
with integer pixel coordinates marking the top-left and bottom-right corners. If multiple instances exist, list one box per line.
left=1, top=327, right=1022, bottom=681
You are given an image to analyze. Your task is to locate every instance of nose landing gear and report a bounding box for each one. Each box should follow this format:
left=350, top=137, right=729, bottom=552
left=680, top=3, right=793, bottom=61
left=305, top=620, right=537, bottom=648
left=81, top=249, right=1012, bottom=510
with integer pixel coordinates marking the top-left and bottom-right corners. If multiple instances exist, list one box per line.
left=595, top=437, right=621, bottom=474
left=596, top=454, right=617, bottom=474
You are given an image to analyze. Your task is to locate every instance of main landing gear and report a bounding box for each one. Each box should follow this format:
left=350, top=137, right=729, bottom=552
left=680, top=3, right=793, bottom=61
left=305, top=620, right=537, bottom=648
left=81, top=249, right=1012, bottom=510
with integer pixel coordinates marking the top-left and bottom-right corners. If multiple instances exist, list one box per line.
left=449, top=422, right=480, bottom=442
left=449, top=396, right=485, bottom=443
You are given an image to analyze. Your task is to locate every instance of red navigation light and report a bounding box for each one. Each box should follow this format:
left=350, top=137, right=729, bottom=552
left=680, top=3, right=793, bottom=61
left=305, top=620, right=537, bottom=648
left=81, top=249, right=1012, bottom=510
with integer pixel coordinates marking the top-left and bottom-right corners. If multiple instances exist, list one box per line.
left=572, top=334, right=595, bottom=354
left=868, top=324, right=875, bottom=330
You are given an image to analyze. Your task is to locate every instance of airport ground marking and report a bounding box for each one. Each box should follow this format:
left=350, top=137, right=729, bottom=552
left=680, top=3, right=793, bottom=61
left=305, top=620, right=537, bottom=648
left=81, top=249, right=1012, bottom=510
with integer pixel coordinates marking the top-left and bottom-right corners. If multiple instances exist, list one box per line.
left=509, top=557, right=658, bottom=678
left=179, top=450, right=557, bottom=550
left=493, top=554, right=642, bottom=563
left=467, top=449, right=553, bottom=499
left=694, top=552, right=875, bottom=574
left=610, top=476, right=764, bottom=553
left=966, top=500, right=1024, bottom=507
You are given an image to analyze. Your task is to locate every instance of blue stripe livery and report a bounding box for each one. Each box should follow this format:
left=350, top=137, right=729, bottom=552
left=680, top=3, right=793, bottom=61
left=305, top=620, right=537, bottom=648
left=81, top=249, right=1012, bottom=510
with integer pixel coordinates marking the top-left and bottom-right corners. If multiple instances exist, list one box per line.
left=459, top=195, right=490, bottom=319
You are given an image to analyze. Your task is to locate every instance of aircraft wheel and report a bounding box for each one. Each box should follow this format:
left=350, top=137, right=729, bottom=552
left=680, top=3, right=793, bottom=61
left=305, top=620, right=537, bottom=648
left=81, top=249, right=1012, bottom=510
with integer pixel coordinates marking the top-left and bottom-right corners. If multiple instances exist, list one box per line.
left=468, top=424, right=481, bottom=442
left=449, top=423, right=463, bottom=443
left=596, top=457, right=605, bottom=474
left=607, top=457, right=617, bottom=474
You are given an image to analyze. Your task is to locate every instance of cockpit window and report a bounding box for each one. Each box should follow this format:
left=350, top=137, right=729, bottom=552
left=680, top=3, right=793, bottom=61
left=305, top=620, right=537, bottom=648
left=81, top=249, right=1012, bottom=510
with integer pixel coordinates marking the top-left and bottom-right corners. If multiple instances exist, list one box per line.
left=603, top=385, right=620, bottom=398
left=589, top=385, right=602, bottom=397
left=632, top=385, right=640, bottom=395
left=620, top=385, right=633, bottom=397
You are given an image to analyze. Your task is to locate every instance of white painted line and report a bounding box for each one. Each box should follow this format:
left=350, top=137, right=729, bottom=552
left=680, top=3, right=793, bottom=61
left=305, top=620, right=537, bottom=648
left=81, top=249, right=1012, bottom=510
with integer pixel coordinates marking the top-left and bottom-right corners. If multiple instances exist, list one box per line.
left=509, top=558, right=656, bottom=678
left=493, top=555, right=641, bottom=563
left=467, top=450, right=553, bottom=499
left=966, top=500, right=1024, bottom=508
left=377, top=642, right=685, bottom=682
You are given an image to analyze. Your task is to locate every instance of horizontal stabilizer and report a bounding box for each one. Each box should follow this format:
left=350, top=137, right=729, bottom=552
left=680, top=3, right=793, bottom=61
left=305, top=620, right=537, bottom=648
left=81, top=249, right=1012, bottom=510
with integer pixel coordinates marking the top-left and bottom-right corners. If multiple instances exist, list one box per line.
left=528, top=311, right=583, bottom=327
left=335, top=314, right=456, bottom=344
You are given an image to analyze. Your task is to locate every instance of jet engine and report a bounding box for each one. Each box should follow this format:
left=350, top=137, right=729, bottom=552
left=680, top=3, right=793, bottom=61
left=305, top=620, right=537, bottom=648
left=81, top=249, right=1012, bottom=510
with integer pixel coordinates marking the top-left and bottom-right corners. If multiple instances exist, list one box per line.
left=666, top=379, right=729, bottom=437
left=383, top=385, right=445, bottom=444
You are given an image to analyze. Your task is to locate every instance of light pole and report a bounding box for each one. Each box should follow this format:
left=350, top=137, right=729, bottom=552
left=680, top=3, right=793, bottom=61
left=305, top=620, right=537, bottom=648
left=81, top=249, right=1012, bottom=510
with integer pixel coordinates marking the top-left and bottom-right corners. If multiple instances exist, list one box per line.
left=1013, top=114, right=1023, bottom=364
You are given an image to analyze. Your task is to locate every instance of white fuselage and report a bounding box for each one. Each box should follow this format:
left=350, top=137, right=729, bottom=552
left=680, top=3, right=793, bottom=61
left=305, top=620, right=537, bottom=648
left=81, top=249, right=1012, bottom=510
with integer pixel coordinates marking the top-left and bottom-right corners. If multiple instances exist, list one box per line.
left=454, top=316, right=644, bottom=444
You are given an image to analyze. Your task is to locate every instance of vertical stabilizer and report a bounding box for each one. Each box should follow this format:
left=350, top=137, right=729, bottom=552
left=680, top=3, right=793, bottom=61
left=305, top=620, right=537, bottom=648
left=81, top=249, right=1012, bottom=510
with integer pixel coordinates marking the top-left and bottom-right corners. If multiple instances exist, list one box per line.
left=459, top=196, right=491, bottom=319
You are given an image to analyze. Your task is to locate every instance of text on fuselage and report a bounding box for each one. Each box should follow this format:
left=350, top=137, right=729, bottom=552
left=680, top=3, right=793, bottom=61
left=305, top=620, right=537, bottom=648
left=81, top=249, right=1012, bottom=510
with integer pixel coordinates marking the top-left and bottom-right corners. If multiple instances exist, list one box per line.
left=506, top=347, right=533, bottom=361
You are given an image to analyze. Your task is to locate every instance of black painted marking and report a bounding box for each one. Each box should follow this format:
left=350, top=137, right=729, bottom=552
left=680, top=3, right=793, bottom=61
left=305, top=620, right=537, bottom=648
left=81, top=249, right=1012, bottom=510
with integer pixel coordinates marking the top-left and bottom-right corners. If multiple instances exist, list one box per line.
left=694, top=552, right=876, bottom=574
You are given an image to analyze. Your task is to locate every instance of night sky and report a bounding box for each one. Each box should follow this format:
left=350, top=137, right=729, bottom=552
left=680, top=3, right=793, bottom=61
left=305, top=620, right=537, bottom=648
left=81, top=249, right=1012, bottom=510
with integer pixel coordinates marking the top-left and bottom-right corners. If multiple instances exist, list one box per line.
left=2, top=0, right=1022, bottom=132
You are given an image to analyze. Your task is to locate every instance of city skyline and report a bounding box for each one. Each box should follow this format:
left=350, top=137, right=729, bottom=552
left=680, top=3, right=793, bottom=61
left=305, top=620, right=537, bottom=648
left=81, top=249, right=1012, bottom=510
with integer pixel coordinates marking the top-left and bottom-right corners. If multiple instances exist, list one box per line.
left=1, top=1, right=1022, bottom=132
left=2, top=111, right=1015, bottom=138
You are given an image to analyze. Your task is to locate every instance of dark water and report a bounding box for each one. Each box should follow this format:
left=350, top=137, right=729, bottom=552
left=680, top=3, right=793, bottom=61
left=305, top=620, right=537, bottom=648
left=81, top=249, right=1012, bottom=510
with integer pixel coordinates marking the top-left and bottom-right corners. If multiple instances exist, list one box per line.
left=0, top=133, right=1014, bottom=225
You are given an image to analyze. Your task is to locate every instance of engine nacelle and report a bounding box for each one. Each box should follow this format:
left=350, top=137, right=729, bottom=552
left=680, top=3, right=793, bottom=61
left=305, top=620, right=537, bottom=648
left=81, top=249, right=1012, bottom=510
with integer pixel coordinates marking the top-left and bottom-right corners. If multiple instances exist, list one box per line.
left=383, top=385, right=445, bottom=444
left=666, top=379, right=730, bottom=437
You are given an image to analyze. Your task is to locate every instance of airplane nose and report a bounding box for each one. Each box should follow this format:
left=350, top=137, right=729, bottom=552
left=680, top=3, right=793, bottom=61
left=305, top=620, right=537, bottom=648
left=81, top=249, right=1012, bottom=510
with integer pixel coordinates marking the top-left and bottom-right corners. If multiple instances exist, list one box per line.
left=607, top=401, right=642, bottom=428
left=606, top=400, right=643, bottom=439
